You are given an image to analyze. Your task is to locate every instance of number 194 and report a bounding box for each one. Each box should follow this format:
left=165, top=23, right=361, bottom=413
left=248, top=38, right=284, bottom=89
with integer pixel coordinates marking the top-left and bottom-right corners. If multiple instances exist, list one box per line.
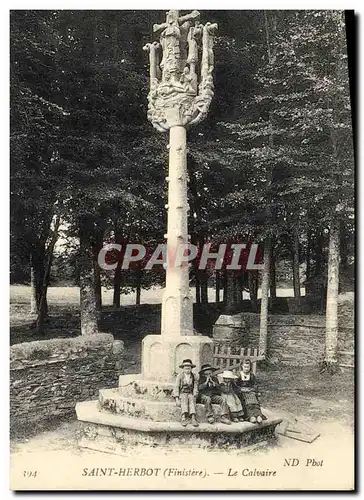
left=23, top=471, right=37, bottom=478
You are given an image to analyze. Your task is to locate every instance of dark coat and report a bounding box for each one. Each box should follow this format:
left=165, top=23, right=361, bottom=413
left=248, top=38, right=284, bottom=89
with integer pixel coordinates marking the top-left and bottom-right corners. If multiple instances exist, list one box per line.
left=235, top=372, right=265, bottom=419
left=235, top=373, right=257, bottom=392
left=198, top=374, right=221, bottom=396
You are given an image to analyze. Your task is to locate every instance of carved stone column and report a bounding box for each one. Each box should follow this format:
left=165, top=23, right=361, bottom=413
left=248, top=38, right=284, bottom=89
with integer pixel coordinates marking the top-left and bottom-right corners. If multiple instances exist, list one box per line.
left=142, top=10, right=217, bottom=380
left=161, top=125, right=193, bottom=338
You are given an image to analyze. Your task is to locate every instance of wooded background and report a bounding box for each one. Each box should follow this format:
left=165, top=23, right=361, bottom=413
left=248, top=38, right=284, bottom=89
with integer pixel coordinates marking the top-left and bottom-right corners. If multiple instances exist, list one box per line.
left=10, top=11, right=355, bottom=364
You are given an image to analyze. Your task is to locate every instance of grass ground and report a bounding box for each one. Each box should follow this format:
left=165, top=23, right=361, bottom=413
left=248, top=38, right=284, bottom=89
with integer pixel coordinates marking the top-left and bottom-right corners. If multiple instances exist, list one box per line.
left=9, top=284, right=354, bottom=479
left=10, top=283, right=309, bottom=309
left=9, top=284, right=313, bottom=344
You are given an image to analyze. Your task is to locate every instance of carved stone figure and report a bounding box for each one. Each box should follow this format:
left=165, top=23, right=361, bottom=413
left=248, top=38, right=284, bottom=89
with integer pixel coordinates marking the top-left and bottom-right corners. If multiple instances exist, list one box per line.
left=143, top=41, right=161, bottom=86
left=180, top=67, right=197, bottom=96
left=145, top=10, right=218, bottom=131
left=201, top=22, right=218, bottom=80
left=187, top=25, right=200, bottom=66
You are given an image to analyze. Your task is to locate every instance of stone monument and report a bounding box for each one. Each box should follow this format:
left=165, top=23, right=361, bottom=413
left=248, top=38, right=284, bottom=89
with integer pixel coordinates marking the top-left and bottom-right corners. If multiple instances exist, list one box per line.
left=76, top=11, right=282, bottom=452
left=141, top=9, right=217, bottom=381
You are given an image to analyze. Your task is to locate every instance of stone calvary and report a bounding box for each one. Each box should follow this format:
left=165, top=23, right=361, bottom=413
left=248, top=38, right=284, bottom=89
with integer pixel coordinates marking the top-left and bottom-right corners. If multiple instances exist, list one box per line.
left=76, top=10, right=282, bottom=452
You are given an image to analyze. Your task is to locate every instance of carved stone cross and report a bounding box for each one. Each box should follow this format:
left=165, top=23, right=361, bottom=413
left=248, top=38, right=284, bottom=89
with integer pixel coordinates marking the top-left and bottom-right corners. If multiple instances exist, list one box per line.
left=144, top=10, right=217, bottom=131
left=141, top=10, right=217, bottom=379
left=153, top=9, right=200, bottom=34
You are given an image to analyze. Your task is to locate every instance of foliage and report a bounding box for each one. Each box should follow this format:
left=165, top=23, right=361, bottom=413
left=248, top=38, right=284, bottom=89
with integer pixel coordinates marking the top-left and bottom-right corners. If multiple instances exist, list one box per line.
left=10, top=10, right=354, bottom=294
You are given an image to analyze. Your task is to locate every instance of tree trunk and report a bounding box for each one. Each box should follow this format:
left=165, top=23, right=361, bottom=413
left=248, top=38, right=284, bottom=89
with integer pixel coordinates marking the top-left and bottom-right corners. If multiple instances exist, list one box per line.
left=79, top=216, right=99, bottom=335
left=92, top=227, right=104, bottom=311
left=36, top=215, right=61, bottom=335
left=237, top=278, right=243, bottom=307
left=30, top=258, right=38, bottom=314
left=233, top=278, right=239, bottom=304
left=248, top=272, right=258, bottom=313
left=325, top=224, right=340, bottom=364
left=269, top=244, right=277, bottom=299
left=259, top=239, right=271, bottom=357
left=224, top=270, right=237, bottom=313
left=195, top=273, right=201, bottom=304
left=339, top=224, right=353, bottom=293
left=223, top=269, right=228, bottom=306
left=200, top=271, right=208, bottom=304
left=136, top=268, right=142, bottom=305
left=259, top=11, right=275, bottom=355
left=311, top=230, right=326, bottom=311
left=292, top=227, right=301, bottom=308
left=305, top=231, right=313, bottom=297
left=94, top=267, right=102, bottom=310
left=30, top=250, right=46, bottom=314
left=113, top=265, right=121, bottom=307
left=215, top=270, right=220, bottom=304
left=314, top=231, right=324, bottom=277
left=113, top=227, right=123, bottom=308
left=234, top=278, right=243, bottom=308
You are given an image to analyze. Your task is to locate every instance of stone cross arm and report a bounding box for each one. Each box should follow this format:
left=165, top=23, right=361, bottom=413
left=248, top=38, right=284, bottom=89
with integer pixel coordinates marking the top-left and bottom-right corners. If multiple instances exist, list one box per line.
left=153, top=9, right=200, bottom=33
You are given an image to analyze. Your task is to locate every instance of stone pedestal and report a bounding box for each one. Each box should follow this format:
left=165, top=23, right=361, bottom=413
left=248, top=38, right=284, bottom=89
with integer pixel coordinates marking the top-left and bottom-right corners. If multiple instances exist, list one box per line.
left=76, top=375, right=283, bottom=453
left=142, top=334, right=214, bottom=382
left=77, top=400, right=281, bottom=453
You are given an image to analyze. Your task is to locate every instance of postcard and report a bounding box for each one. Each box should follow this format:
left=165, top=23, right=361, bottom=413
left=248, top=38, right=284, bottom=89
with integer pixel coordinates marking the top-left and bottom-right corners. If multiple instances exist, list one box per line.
left=10, top=8, right=355, bottom=491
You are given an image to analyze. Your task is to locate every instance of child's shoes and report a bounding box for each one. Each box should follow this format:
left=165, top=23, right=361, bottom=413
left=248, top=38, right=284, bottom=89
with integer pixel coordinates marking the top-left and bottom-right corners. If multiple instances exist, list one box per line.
left=220, top=415, right=231, bottom=425
left=191, top=415, right=199, bottom=427
left=181, top=413, right=188, bottom=427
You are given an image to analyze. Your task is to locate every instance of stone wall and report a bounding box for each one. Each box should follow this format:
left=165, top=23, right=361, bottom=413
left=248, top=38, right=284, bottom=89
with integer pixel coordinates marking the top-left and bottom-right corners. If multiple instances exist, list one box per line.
left=10, top=333, right=124, bottom=433
left=213, top=312, right=354, bottom=366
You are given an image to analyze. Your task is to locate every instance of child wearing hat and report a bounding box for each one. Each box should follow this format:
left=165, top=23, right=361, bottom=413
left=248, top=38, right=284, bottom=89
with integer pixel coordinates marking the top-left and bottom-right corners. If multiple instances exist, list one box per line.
left=198, top=364, right=231, bottom=425
left=172, top=359, right=199, bottom=427
left=220, top=370, right=245, bottom=423
left=235, top=358, right=267, bottom=424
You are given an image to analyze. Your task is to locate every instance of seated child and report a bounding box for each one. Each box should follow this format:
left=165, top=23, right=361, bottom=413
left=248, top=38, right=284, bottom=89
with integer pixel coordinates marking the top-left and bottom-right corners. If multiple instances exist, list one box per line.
left=235, top=358, right=267, bottom=424
left=172, top=359, right=199, bottom=427
left=197, top=363, right=231, bottom=425
left=219, top=370, right=245, bottom=423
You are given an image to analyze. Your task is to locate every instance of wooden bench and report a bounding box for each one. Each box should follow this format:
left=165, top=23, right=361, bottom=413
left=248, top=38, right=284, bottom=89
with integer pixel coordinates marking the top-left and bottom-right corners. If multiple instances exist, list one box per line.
left=212, top=344, right=264, bottom=376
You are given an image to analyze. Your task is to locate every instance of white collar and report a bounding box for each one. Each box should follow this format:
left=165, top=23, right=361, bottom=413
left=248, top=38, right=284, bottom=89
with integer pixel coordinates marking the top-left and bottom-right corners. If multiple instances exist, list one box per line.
left=240, top=371, right=251, bottom=380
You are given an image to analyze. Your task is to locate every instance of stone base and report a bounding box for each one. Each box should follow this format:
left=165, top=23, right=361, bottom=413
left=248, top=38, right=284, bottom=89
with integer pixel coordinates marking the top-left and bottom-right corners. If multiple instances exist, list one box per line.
left=100, top=388, right=225, bottom=423
left=117, top=373, right=174, bottom=400
left=76, top=372, right=283, bottom=454
left=76, top=400, right=282, bottom=453
left=142, top=334, right=214, bottom=382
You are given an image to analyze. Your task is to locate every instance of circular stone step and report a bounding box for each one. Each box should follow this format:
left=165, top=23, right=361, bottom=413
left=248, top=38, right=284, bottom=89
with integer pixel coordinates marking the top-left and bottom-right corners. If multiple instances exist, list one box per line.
left=99, top=388, right=223, bottom=423
left=118, top=374, right=177, bottom=401
left=76, top=400, right=282, bottom=452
